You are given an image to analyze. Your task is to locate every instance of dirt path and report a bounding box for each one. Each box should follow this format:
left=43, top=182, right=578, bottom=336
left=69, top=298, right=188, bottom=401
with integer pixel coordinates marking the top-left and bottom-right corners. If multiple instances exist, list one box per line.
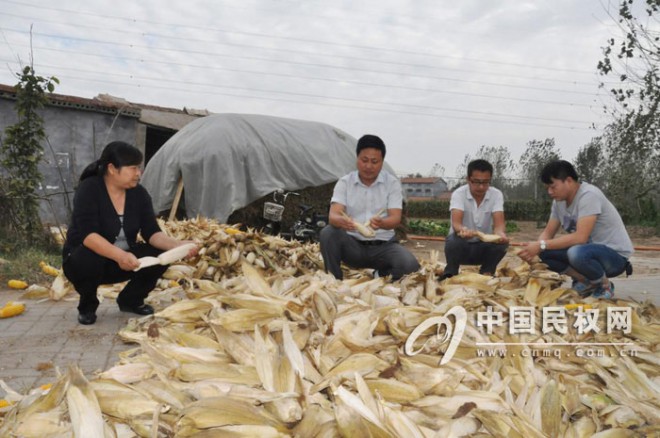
left=404, top=221, right=660, bottom=276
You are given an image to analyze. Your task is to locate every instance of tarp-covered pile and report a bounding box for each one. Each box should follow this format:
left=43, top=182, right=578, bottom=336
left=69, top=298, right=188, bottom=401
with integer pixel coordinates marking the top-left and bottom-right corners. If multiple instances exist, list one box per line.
left=141, top=113, right=367, bottom=223
left=1, top=217, right=659, bottom=437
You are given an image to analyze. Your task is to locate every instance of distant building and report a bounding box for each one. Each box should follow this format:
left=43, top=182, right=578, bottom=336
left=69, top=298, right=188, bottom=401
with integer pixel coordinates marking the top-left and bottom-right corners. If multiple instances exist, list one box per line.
left=400, top=177, right=449, bottom=200
left=0, top=83, right=208, bottom=224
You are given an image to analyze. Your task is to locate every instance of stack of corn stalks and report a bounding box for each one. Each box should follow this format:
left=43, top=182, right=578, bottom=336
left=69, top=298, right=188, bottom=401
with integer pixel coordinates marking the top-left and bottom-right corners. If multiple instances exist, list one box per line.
left=2, top=218, right=658, bottom=437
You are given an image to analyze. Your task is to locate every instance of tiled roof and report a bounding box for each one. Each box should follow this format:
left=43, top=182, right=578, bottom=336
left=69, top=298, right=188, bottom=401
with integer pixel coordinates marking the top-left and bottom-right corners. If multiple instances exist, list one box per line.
left=0, top=83, right=209, bottom=122
left=401, top=177, right=443, bottom=184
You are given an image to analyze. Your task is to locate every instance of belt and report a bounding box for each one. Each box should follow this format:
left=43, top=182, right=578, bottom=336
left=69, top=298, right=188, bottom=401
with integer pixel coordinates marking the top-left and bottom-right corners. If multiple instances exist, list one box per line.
left=356, top=239, right=387, bottom=246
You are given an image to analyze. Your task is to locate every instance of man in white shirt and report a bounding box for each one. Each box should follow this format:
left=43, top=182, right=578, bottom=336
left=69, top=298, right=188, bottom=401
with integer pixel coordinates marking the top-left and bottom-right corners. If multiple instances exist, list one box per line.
left=442, top=159, right=509, bottom=280
left=319, top=134, right=420, bottom=280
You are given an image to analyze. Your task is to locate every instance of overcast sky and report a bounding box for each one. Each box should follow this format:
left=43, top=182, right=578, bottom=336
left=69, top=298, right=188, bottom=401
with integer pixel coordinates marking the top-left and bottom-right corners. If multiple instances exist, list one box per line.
left=0, top=0, right=631, bottom=177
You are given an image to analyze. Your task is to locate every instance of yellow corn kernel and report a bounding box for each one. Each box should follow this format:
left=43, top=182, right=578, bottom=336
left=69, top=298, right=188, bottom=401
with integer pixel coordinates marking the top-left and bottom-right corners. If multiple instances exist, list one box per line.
left=563, top=303, right=593, bottom=311
left=224, top=227, right=242, bottom=235
left=39, top=261, right=61, bottom=277
left=7, top=280, right=28, bottom=290
left=0, top=301, right=26, bottom=318
left=0, top=399, right=13, bottom=408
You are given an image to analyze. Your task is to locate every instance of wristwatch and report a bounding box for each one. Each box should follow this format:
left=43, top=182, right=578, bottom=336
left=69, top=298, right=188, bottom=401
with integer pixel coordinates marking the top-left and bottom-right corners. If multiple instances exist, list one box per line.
left=539, top=240, right=547, bottom=251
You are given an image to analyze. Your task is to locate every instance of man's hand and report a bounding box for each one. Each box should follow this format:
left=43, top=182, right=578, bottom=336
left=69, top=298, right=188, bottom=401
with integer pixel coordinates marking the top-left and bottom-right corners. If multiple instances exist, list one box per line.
left=338, top=215, right=356, bottom=231
left=517, top=241, right=541, bottom=263
left=369, top=216, right=385, bottom=230
left=458, top=228, right=477, bottom=239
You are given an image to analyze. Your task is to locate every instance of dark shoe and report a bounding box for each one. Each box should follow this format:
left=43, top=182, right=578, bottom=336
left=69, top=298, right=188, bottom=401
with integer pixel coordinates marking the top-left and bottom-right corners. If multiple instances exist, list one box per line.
left=119, top=303, right=154, bottom=315
left=438, top=272, right=454, bottom=281
left=78, top=312, right=97, bottom=325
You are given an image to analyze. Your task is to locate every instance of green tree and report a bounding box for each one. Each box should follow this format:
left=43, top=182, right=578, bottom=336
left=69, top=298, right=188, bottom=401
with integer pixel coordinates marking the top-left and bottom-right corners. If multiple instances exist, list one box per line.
left=456, top=145, right=515, bottom=188
left=597, top=0, right=659, bottom=229
left=0, top=65, right=59, bottom=244
left=598, top=0, right=659, bottom=140
left=601, top=120, right=659, bottom=223
left=573, top=138, right=606, bottom=187
left=517, top=138, right=561, bottom=196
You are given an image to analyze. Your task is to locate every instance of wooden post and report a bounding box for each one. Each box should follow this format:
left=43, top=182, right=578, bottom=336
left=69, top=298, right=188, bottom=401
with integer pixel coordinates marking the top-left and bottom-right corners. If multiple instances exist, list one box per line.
left=169, top=177, right=184, bottom=222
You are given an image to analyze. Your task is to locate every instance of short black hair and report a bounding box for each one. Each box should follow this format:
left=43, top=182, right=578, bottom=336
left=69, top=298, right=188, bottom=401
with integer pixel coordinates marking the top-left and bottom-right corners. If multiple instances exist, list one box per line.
left=356, top=134, right=386, bottom=158
left=467, top=159, right=493, bottom=177
left=540, top=160, right=578, bottom=184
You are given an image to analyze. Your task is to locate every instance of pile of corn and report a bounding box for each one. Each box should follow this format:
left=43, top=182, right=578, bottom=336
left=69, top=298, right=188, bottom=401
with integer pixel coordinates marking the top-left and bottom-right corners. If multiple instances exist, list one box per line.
left=46, top=217, right=326, bottom=301
left=1, top=218, right=658, bottom=437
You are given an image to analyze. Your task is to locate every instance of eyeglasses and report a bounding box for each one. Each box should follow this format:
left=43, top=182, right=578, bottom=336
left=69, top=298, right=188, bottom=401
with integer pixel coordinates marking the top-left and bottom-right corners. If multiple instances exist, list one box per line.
left=469, top=179, right=491, bottom=186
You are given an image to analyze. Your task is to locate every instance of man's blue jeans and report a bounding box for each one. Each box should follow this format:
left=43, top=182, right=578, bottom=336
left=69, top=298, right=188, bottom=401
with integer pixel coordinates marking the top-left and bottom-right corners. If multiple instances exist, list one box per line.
left=540, top=244, right=628, bottom=282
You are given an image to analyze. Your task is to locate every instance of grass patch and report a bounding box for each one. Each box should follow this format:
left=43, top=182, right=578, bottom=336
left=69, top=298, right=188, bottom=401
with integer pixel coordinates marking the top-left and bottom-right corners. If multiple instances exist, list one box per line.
left=0, top=246, right=62, bottom=286
left=408, top=219, right=519, bottom=236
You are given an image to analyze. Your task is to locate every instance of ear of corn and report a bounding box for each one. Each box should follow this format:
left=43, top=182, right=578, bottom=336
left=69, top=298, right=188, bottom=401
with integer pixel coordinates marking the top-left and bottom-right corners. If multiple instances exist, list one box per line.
left=0, top=301, right=26, bottom=318
left=541, top=380, right=561, bottom=437
left=7, top=280, right=28, bottom=289
left=1, top=218, right=659, bottom=435
left=49, top=274, right=74, bottom=300
left=476, top=231, right=504, bottom=243
left=65, top=366, right=106, bottom=437
left=341, top=211, right=376, bottom=238
left=39, top=261, right=61, bottom=277
left=21, top=284, right=50, bottom=299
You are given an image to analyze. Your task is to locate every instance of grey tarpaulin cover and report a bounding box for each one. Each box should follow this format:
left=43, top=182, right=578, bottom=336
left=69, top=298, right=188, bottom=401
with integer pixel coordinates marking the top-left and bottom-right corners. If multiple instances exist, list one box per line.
left=141, top=113, right=393, bottom=223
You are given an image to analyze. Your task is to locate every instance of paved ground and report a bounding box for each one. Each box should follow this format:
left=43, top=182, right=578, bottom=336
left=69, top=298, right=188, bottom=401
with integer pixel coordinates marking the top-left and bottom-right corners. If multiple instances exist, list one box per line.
left=0, top=294, right=138, bottom=396
left=0, top=275, right=658, bottom=399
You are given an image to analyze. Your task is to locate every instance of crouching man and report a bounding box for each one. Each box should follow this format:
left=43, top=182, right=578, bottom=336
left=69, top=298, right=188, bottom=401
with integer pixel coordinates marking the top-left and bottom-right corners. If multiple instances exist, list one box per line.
left=518, top=160, right=633, bottom=299
left=320, top=134, right=420, bottom=281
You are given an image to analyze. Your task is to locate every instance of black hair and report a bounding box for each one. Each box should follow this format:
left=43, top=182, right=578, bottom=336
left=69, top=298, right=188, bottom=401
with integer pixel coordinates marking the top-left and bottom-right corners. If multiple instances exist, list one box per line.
left=80, top=141, right=143, bottom=181
left=467, top=159, right=493, bottom=177
left=540, top=160, right=578, bottom=184
left=356, top=134, right=386, bottom=158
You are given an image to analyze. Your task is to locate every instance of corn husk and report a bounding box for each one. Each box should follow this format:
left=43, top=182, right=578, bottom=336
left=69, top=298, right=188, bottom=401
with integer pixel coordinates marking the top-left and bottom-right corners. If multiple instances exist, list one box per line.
left=2, top=217, right=658, bottom=437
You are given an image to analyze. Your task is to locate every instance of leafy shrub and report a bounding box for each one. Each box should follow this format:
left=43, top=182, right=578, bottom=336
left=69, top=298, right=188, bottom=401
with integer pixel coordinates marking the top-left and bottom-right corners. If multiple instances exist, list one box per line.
left=408, top=219, right=520, bottom=236
left=406, top=199, right=550, bottom=221
left=408, top=219, right=450, bottom=236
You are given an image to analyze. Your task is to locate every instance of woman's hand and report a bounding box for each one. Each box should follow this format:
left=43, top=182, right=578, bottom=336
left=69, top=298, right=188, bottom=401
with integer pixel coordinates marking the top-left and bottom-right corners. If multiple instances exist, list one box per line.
left=177, top=240, right=199, bottom=258
left=117, top=250, right=140, bottom=271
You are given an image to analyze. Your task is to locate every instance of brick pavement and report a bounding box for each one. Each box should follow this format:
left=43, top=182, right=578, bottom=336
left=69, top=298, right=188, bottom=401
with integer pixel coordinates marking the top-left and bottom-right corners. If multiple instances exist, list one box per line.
left=0, top=292, right=137, bottom=395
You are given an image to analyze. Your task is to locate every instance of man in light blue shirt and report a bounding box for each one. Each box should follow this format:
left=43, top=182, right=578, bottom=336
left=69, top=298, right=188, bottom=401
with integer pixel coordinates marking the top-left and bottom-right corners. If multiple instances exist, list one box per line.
left=319, top=134, right=420, bottom=280
left=442, top=159, right=509, bottom=280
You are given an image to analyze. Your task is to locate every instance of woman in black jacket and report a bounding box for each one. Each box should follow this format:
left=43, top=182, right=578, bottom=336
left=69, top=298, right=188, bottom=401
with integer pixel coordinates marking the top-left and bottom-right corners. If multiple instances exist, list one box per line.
left=63, top=141, right=197, bottom=325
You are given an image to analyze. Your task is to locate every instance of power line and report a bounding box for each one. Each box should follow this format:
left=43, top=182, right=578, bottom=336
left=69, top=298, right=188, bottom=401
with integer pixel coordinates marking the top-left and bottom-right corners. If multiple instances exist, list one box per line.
left=0, top=0, right=597, bottom=75
left=1, top=27, right=601, bottom=98
left=8, top=43, right=595, bottom=109
left=5, top=59, right=595, bottom=124
left=0, top=60, right=594, bottom=130
left=0, top=10, right=597, bottom=87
